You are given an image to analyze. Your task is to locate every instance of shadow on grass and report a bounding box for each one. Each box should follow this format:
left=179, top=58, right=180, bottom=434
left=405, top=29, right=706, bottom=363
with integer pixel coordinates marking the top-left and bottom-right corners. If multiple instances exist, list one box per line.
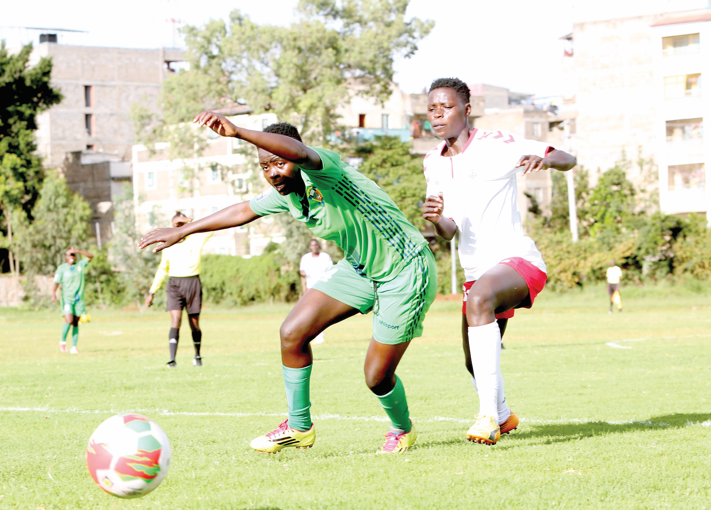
left=418, top=413, right=710, bottom=450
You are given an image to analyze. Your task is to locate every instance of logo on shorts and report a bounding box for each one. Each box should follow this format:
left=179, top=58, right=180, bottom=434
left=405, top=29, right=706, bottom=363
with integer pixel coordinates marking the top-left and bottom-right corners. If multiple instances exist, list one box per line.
left=378, top=319, right=399, bottom=330
left=306, top=186, right=324, bottom=205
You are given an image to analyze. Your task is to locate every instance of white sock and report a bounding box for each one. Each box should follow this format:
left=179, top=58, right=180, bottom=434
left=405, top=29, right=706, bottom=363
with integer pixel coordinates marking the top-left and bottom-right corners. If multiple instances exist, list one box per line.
left=471, top=373, right=511, bottom=424
left=468, top=322, right=501, bottom=418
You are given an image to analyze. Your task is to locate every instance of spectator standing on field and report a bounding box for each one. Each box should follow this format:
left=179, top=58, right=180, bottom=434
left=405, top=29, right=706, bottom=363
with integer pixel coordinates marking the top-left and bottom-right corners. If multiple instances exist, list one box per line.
left=145, top=211, right=212, bottom=367
left=52, top=247, right=94, bottom=354
left=299, top=239, right=334, bottom=344
left=607, top=260, right=623, bottom=314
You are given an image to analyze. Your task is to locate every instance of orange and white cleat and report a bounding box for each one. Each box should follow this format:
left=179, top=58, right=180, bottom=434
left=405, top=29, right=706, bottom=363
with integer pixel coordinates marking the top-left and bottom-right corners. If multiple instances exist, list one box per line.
left=250, top=419, right=315, bottom=454
left=499, top=411, right=519, bottom=435
left=467, top=415, right=500, bottom=445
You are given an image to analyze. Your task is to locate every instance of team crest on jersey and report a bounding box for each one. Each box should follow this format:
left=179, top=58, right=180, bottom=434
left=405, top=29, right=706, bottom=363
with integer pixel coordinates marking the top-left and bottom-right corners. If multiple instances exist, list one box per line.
left=307, top=186, right=324, bottom=205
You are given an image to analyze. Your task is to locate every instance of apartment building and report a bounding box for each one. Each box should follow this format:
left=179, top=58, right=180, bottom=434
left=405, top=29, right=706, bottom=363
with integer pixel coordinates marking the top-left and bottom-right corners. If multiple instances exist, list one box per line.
left=132, top=110, right=282, bottom=257
left=651, top=11, right=711, bottom=220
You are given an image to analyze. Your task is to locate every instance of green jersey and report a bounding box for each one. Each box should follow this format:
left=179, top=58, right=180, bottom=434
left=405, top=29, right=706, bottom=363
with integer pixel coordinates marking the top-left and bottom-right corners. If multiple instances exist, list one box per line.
left=250, top=147, right=427, bottom=282
left=54, top=258, right=89, bottom=304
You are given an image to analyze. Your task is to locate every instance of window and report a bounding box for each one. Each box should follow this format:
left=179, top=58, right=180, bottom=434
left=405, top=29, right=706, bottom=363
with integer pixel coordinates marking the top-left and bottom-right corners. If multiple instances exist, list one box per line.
left=358, top=114, right=366, bottom=128
left=382, top=114, right=389, bottom=130
left=666, top=118, right=703, bottom=142
left=84, top=85, right=94, bottom=107
left=85, top=114, right=94, bottom=136
left=662, top=33, right=700, bottom=56
left=86, top=144, right=95, bottom=151
left=235, top=178, right=245, bottom=191
left=145, top=171, right=156, bottom=190
left=532, top=122, right=542, bottom=137
left=668, top=163, right=705, bottom=191
left=208, top=164, right=219, bottom=183
left=664, top=74, right=701, bottom=99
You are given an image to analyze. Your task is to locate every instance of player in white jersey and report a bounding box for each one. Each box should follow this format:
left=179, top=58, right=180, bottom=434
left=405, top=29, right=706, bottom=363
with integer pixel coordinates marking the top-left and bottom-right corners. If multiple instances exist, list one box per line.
left=422, top=78, right=576, bottom=445
left=299, top=239, right=333, bottom=343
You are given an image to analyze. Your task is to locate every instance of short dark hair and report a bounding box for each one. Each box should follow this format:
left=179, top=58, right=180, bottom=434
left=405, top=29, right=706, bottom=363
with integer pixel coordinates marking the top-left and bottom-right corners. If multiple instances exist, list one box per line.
left=173, top=210, right=185, bottom=220
left=429, top=77, right=471, bottom=105
left=263, top=122, right=302, bottom=142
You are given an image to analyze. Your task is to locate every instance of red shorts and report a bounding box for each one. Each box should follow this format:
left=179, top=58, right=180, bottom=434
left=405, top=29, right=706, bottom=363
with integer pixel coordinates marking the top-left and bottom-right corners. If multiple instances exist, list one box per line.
left=462, top=257, right=548, bottom=319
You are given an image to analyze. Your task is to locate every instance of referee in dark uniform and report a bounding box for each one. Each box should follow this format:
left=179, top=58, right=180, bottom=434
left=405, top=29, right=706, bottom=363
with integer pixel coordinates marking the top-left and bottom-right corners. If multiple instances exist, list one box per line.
left=145, top=212, right=213, bottom=367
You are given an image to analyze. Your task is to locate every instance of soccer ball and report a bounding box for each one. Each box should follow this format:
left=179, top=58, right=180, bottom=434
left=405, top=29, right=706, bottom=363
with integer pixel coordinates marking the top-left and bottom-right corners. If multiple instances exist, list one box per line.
left=86, top=414, right=171, bottom=498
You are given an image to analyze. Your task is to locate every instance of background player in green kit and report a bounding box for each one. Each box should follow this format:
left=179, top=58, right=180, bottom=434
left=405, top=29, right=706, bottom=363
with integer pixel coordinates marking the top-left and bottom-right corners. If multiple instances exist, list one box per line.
left=52, top=247, right=94, bottom=353
left=139, top=111, right=437, bottom=454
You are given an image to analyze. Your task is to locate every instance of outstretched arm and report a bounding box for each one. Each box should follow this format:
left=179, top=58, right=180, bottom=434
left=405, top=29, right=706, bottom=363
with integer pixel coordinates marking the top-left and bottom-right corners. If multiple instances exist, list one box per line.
left=71, top=248, right=94, bottom=261
left=138, top=201, right=260, bottom=253
left=517, top=149, right=577, bottom=175
left=422, top=193, right=458, bottom=241
left=193, top=111, right=323, bottom=171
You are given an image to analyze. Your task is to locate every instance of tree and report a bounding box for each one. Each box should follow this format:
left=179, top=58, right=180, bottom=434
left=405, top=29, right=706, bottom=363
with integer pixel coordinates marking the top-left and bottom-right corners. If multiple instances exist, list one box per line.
left=135, top=0, right=433, bottom=145
left=356, top=136, right=426, bottom=230
left=14, top=172, right=91, bottom=275
left=0, top=42, right=63, bottom=274
left=109, top=189, right=161, bottom=309
left=587, top=166, right=637, bottom=240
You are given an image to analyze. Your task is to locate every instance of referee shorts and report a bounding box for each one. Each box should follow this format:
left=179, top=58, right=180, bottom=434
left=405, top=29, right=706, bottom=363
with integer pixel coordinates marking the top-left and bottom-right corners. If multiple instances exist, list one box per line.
left=166, top=275, right=202, bottom=315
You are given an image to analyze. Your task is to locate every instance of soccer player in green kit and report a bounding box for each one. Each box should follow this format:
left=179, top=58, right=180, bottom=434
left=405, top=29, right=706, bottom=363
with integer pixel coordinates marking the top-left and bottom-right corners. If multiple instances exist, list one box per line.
left=139, top=111, right=437, bottom=454
left=52, top=247, right=94, bottom=353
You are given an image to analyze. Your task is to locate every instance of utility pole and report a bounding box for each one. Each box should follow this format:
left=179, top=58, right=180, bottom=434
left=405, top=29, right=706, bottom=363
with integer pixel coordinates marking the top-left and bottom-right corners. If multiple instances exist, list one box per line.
left=566, top=169, right=579, bottom=242
left=450, top=236, right=457, bottom=294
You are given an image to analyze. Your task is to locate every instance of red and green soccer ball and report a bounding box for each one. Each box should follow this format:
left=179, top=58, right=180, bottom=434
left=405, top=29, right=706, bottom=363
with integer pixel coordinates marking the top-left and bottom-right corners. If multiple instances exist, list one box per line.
left=86, top=414, right=171, bottom=498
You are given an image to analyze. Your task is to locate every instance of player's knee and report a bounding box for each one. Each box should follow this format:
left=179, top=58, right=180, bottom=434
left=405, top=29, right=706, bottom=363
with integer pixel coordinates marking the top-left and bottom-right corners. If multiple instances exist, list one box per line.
left=467, top=291, right=495, bottom=317
left=279, top=321, right=307, bottom=352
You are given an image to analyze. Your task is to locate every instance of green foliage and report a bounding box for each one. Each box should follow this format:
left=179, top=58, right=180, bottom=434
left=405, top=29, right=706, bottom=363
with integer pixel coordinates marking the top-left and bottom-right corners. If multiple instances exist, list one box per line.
left=200, top=253, right=299, bottom=306
left=0, top=42, right=62, bottom=218
left=675, top=225, right=711, bottom=281
left=142, top=1, right=432, bottom=144
left=356, top=135, right=426, bottom=230
left=108, top=189, right=161, bottom=308
left=13, top=171, right=91, bottom=275
left=587, top=166, right=636, bottom=239
left=84, top=248, right=125, bottom=308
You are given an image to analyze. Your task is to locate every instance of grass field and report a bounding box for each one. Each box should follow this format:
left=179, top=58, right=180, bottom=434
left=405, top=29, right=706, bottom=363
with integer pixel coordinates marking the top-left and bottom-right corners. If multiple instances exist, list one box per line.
left=1, top=283, right=710, bottom=509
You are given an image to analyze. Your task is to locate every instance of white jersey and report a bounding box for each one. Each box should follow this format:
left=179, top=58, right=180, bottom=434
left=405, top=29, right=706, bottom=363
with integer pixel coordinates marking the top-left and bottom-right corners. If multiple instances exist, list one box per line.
left=300, top=252, right=333, bottom=289
left=424, top=128, right=552, bottom=281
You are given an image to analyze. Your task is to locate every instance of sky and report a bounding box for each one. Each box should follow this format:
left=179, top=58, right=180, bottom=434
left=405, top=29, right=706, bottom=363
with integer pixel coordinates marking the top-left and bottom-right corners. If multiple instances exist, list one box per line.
left=2, top=0, right=709, bottom=97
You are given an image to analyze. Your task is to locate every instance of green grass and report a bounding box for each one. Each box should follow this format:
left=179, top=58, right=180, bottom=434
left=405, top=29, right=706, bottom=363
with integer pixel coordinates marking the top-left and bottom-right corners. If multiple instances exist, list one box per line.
left=1, top=284, right=711, bottom=509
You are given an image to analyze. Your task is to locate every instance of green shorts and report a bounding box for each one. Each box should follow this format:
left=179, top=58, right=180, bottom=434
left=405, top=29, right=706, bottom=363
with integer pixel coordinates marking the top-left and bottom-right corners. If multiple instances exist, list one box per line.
left=311, top=248, right=437, bottom=345
left=61, top=298, right=86, bottom=317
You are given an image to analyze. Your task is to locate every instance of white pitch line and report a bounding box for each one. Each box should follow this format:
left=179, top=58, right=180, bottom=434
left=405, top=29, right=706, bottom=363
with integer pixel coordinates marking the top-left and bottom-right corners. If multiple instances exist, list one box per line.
left=605, top=333, right=711, bottom=350
left=1, top=407, right=707, bottom=428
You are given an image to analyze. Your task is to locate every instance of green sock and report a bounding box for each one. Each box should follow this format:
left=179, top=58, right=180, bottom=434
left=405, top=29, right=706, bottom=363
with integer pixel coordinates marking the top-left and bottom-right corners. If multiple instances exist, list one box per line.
left=377, top=375, right=411, bottom=432
left=72, top=326, right=79, bottom=347
left=283, top=364, right=312, bottom=431
left=61, top=323, right=70, bottom=343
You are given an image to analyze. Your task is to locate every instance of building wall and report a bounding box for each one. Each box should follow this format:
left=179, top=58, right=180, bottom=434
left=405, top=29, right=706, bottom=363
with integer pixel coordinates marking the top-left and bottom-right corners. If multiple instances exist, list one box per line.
left=132, top=114, right=282, bottom=257
left=652, top=17, right=711, bottom=221
left=32, top=43, right=184, bottom=167
left=565, top=13, right=667, bottom=184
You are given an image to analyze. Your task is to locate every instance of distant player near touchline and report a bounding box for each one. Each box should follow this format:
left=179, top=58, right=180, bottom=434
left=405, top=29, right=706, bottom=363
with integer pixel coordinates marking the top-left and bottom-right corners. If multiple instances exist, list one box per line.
left=52, top=247, right=94, bottom=354
left=145, top=211, right=212, bottom=368
left=422, top=77, right=576, bottom=445
left=299, top=239, right=333, bottom=344
left=607, top=260, right=623, bottom=314
left=139, top=112, right=437, bottom=454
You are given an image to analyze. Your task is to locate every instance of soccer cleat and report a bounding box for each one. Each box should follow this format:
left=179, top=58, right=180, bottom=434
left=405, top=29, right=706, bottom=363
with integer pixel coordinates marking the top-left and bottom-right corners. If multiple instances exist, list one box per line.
left=70, top=346, right=79, bottom=354
left=467, top=415, right=500, bottom=445
left=193, top=356, right=202, bottom=367
left=499, top=411, right=519, bottom=435
left=167, top=360, right=177, bottom=368
left=377, top=421, right=417, bottom=454
left=250, top=419, right=315, bottom=454
left=59, top=342, right=68, bottom=353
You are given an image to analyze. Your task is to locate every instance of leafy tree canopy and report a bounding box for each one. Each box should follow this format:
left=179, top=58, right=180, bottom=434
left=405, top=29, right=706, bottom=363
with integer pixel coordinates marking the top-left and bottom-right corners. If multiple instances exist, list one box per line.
left=137, top=0, right=433, bottom=145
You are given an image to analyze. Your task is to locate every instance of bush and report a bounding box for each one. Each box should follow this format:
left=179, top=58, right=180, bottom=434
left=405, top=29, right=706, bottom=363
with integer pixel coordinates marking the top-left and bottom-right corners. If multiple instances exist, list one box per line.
left=200, top=253, right=300, bottom=306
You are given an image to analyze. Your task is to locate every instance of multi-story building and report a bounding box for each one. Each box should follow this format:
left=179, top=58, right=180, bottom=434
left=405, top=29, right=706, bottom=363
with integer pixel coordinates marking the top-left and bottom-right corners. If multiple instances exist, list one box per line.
left=651, top=10, right=711, bottom=221
left=132, top=109, right=282, bottom=257
left=31, top=39, right=185, bottom=167
left=561, top=7, right=711, bottom=221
